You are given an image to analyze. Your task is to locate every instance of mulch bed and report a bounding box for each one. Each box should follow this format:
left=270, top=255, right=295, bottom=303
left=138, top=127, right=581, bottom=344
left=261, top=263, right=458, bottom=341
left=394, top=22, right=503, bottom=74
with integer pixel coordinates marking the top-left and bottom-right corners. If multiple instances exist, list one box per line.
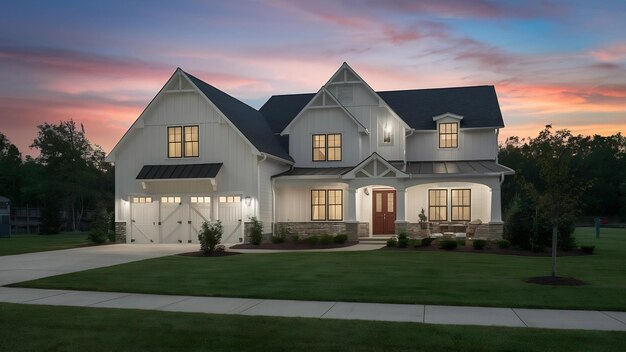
left=525, top=276, right=587, bottom=286
left=178, top=251, right=243, bottom=257
left=230, top=241, right=359, bottom=250
left=381, top=245, right=593, bottom=257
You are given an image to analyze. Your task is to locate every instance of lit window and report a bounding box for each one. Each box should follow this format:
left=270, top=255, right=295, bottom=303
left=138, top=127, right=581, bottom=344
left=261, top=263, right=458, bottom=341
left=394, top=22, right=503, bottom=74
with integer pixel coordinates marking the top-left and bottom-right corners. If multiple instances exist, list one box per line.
left=451, top=189, right=471, bottom=221
left=311, top=189, right=342, bottom=221
left=161, top=196, right=181, bottom=204
left=190, top=196, right=210, bottom=203
left=439, top=123, right=458, bottom=148
left=219, top=196, right=240, bottom=203
left=428, top=189, right=447, bottom=221
left=168, top=125, right=199, bottom=158
left=133, top=197, right=152, bottom=203
left=312, top=133, right=341, bottom=161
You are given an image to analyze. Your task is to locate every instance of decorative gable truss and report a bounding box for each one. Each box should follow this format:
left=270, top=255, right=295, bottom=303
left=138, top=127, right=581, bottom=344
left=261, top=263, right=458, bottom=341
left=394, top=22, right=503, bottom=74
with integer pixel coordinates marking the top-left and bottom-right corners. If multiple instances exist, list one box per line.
left=342, top=153, right=409, bottom=179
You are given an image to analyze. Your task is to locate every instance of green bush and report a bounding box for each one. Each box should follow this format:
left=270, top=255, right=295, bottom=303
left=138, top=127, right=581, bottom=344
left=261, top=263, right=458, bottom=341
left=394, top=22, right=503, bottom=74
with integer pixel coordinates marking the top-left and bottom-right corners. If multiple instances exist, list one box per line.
left=87, top=230, right=107, bottom=244
left=386, top=237, right=397, bottom=247
left=580, top=245, right=595, bottom=254
left=421, top=237, right=433, bottom=247
left=473, top=239, right=487, bottom=250
left=249, top=217, right=263, bottom=245
left=408, top=238, right=420, bottom=248
left=496, top=239, right=510, bottom=249
left=290, top=234, right=300, bottom=243
left=306, top=235, right=319, bottom=246
left=271, top=234, right=285, bottom=244
left=198, top=220, right=223, bottom=255
left=457, top=239, right=466, bottom=246
left=88, top=206, right=111, bottom=244
left=398, top=233, right=409, bottom=248
left=439, top=239, right=458, bottom=250
left=319, top=234, right=333, bottom=245
left=333, top=234, right=348, bottom=244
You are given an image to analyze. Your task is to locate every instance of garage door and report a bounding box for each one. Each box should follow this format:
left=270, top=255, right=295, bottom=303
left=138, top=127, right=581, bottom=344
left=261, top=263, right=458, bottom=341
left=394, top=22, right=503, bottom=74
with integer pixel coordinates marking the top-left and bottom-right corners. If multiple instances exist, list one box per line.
left=160, top=196, right=182, bottom=243
left=189, top=196, right=211, bottom=244
left=130, top=197, right=158, bottom=243
left=218, top=195, right=242, bottom=244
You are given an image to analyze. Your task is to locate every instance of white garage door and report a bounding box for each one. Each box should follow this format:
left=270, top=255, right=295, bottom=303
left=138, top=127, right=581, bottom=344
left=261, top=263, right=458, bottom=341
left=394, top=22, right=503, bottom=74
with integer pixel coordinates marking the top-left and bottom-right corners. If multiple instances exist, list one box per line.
left=160, top=196, right=182, bottom=243
left=218, top=195, right=242, bottom=244
left=189, top=196, right=211, bottom=244
left=130, top=197, right=158, bottom=243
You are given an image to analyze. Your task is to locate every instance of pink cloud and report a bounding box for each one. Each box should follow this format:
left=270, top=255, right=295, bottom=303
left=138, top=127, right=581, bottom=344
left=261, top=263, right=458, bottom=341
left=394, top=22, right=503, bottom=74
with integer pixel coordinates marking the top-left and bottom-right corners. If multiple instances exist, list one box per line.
left=591, top=43, right=626, bottom=62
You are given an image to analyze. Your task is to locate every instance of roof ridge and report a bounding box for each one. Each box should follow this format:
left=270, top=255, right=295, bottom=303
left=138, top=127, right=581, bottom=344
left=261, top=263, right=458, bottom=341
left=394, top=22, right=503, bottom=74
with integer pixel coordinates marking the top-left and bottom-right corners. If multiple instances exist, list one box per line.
left=377, top=85, right=494, bottom=94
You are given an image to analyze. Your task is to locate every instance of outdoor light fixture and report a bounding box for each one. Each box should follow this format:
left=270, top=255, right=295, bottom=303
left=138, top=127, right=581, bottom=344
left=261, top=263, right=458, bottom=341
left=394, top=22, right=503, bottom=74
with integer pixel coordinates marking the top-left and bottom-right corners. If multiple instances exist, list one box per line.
left=383, top=123, right=392, bottom=143
left=244, top=196, right=252, bottom=206
left=364, top=188, right=370, bottom=196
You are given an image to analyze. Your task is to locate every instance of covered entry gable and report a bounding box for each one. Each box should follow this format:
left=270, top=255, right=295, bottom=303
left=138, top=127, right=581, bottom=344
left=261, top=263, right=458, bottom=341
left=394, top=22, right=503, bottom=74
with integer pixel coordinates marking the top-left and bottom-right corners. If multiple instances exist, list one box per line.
left=342, top=153, right=408, bottom=179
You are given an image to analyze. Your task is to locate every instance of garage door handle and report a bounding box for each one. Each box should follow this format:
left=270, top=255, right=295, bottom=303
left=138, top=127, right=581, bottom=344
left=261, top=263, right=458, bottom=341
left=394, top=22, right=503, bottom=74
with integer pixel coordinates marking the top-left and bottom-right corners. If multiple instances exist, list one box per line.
left=187, top=221, right=192, bottom=224
left=238, top=219, right=242, bottom=222
left=177, top=221, right=182, bottom=224
left=158, top=222, right=161, bottom=225
left=131, top=220, right=135, bottom=223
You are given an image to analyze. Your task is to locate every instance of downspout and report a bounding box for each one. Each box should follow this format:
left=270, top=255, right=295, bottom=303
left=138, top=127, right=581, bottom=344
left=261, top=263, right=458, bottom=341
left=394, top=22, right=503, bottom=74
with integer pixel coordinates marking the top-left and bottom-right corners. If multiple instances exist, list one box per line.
left=271, top=177, right=276, bottom=235
left=404, top=128, right=415, bottom=172
left=257, top=153, right=268, bottom=221
left=495, top=128, right=500, bottom=163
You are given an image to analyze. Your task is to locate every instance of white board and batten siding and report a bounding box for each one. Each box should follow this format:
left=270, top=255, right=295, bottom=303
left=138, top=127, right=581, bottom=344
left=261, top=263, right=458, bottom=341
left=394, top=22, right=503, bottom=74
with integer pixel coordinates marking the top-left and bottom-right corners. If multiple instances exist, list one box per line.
left=406, top=128, right=498, bottom=162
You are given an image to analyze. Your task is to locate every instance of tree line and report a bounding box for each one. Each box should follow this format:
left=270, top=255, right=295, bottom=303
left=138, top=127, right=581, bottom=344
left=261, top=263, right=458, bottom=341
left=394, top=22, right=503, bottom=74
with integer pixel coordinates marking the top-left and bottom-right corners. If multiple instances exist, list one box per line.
left=0, top=120, right=113, bottom=234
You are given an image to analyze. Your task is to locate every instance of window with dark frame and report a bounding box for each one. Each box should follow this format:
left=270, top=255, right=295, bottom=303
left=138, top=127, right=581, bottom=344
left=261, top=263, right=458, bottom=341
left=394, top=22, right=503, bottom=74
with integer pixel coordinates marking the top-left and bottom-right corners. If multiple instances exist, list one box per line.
left=311, top=190, right=326, bottom=221
left=327, top=189, right=343, bottom=221
left=311, top=189, right=343, bottom=221
left=439, top=122, right=458, bottom=148
left=428, top=189, right=448, bottom=221
left=312, top=133, right=341, bottom=161
left=168, top=125, right=199, bottom=158
left=451, top=189, right=471, bottom=221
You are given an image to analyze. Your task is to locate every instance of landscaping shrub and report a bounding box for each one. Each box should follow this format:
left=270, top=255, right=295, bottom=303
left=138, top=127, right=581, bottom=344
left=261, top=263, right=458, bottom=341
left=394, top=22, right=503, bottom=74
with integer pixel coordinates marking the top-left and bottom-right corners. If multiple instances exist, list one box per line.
left=88, top=205, right=111, bottom=244
left=421, top=237, right=433, bottom=247
left=398, top=233, right=409, bottom=248
left=580, top=245, right=595, bottom=254
left=473, top=239, right=487, bottom=250
left=198, top=220, right=223, bottom=255
left=320, top=234, right=333, bottom=245
left=290, top=234, right=300, bottom=243
left=333, top=234, right=348, bottom=244
left=408, top=238, right=420, bottom=248
left=386, top=237, right=397, bottom=247
left=497, top=239, right=511, bottom=249
left=306, top=235, right=319, bottom=246
left=457, top=239, right=466, bottom=246
left=249, top=217, right=263, bottom=245
left=439, top=239, right=458, bottom=250
left=271, top=226, right=287, bottom=244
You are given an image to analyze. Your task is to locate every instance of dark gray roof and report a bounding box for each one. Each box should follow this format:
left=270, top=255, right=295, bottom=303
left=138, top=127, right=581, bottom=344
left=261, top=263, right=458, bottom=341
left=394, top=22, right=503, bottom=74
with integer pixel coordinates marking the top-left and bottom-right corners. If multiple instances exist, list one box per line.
left=137, top=163, right=223, bottom=180
left=260, top=86, right=504, bottom=132
left=184, top=71, right=293, bottom=162
left=273, top=167, right=353, bottom=178
left=404, top=161, right=514, bottom=175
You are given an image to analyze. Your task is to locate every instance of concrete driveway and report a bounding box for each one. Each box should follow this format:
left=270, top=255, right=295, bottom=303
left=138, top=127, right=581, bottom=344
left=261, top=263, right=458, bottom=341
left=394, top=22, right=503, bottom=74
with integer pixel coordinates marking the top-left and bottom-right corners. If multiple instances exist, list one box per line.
left=0, top=244, right=197, bottom=286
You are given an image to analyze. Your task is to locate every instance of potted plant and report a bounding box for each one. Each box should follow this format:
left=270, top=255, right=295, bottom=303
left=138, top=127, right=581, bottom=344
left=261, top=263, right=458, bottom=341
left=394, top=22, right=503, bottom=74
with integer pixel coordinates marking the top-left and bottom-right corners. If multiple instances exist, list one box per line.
left=418, top=208, right=428, bottom=230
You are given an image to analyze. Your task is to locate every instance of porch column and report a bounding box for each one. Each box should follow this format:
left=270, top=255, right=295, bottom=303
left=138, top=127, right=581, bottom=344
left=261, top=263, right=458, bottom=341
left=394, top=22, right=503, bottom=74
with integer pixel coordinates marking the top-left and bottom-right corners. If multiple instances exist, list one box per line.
left=490, top=184, right=503, bottom=223
left=396, top=186, right=406, bottom=222
left=346, top=187, right=357, bottom=222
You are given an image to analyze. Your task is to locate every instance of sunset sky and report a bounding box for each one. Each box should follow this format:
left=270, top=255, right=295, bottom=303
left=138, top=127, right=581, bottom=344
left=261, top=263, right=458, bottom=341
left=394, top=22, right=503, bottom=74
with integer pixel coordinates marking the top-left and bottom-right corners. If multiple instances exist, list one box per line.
left=1, top=0, right=625, bottom=156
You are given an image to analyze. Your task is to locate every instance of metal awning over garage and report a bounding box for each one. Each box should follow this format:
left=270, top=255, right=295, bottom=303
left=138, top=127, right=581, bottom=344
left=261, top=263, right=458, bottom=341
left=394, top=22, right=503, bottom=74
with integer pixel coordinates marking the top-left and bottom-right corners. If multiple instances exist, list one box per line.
left=404, top=160, right=514, bottom=177
left=136, top=163, right=223, bottom=180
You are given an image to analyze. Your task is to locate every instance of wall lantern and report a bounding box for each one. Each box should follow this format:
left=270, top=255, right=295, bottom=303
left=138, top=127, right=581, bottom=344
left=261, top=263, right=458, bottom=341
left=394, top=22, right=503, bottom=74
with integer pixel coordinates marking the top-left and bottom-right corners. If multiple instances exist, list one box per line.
left=383, top=123, right=392, bottom=143
left=363, top=188, right=370, bottom=196
left=244, top=196, right=252, bottom=206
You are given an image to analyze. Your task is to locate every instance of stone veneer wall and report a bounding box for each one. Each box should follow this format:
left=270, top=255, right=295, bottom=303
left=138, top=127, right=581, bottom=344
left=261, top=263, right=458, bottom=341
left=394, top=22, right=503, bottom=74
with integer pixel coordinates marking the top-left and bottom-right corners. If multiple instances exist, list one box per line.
left=393, top=221, right=503, bottom=240
left=114, top=221, right=127, bottom=243
left=272, top=222, right=368, bottom=242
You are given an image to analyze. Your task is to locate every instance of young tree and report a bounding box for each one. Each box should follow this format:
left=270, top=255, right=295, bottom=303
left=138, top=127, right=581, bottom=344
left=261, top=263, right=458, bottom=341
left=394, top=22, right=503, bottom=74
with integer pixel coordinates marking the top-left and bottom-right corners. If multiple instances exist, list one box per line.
left=0, top=132, right=22, bottom=203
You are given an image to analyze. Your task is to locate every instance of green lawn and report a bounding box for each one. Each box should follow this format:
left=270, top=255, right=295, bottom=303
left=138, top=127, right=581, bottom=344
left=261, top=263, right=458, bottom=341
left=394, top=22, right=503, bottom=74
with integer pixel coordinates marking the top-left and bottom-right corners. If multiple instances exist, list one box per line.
left=0, top=232, right=90, bottom=256
left=12, top=228, right=626, bottom=310
left=0, top=303, right=624, bottom=352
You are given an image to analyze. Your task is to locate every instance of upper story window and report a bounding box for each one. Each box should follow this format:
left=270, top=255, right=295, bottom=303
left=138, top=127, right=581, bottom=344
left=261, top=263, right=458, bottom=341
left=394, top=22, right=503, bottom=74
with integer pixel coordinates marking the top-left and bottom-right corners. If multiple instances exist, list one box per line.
left=439, top=122, right=458, bottom=148
left=168, top=125, right=199, bottom=158
left=312, top=133, right=341, bottom=161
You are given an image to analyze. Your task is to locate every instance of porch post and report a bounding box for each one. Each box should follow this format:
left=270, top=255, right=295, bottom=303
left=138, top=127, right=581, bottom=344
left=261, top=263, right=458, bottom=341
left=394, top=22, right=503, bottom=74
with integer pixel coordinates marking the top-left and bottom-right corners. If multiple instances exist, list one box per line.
left=346, top=187, right=357, bottom=222
left=490, top=184, right=503, bottom=223
left=396, top=186, right=406, bottom=222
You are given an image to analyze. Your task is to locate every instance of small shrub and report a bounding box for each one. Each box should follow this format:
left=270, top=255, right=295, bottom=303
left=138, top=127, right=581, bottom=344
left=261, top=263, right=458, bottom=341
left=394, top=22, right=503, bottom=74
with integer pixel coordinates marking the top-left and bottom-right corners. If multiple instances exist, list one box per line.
left=320, top=233, right=333, bottom=245
left=249, top=217, right=263, bottom=245
left=290, top=234, right=300, bottom=243
left=306, top=235, right=319, bottom=246
left=408, top=238, right=420, bottom=248
left=421, top=237, right=433, bottom=247
left=439, top=239, right=458, bottom=250
left=333, top=234, right=348, bottom=244
left=418, top=208, right=428, bottom=223
left=198, top=220, right=223, bottom=255
left=473, top=239, right=487, bottom=250
left=398, top=232, right=409, bottom=248
left=87, top=230, right=107, bottom=244
left=271, top=234, right=285, bottom=244
left=88, top=206, right=111, bottom=244
left=386, top=237, right=398, bottom=247
left=457, top=239, right=466, bottom=246
left=580, top=245, right=595, bottom=254
left=496, top=239, right=510, bottom=249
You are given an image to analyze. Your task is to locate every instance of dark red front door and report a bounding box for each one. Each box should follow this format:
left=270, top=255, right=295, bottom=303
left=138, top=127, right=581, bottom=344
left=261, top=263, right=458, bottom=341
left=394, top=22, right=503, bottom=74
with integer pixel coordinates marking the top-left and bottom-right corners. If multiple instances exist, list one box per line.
left=373, top=190, right=396, bottom=235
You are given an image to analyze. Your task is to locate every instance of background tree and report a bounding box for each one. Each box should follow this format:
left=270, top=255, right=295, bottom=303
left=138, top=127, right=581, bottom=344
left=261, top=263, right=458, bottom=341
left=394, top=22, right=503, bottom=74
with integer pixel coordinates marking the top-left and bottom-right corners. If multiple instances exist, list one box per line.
left=0, top=133, right=22, bottom=203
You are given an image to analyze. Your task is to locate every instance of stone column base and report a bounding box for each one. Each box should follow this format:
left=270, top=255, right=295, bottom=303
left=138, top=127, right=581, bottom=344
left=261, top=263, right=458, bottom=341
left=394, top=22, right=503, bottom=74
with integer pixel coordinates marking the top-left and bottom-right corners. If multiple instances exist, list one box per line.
left=345, top=222, right=369, bottom=241
left=114, top=221, right=127, bottom=243
left=395, top=221, right=408, bottom=235
left=476, top=223, right=503, bottom=240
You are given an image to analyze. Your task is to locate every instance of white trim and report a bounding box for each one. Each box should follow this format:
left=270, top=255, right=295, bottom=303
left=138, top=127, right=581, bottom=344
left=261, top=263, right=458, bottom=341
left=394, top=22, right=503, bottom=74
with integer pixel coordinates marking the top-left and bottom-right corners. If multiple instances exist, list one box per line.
left=433, top=112, right=464, bottom=122
left=342, top=152, right=409, bottom=179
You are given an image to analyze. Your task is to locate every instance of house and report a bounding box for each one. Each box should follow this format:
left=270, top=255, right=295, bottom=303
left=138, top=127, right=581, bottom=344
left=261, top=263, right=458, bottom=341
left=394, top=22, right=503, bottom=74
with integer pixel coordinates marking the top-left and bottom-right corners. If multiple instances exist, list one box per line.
left=106, top=63, right=514, bottom=244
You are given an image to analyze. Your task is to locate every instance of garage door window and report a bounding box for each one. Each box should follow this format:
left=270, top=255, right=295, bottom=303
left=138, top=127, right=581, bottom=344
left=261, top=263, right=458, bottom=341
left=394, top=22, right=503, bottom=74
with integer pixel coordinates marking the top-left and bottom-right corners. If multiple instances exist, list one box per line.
left=190, top=196, right=211, bottom=203
left=132, top=197, right=152, bottom=203
left=219, top=196, right=241, bottom=203
left=161, top=196, right=181, bottom=204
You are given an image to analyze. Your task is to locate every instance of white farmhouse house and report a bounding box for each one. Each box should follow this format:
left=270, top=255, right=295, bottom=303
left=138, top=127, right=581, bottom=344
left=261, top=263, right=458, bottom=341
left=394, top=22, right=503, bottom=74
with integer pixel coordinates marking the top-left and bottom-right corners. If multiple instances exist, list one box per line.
left=106, top=63, right=514, bottom=244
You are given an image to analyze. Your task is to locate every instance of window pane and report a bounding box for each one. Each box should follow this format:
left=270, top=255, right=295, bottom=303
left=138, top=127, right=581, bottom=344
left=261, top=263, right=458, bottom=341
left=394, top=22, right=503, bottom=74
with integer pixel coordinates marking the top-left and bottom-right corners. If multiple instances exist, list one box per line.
left=376, top=193, right=382, bottom=212
left=387, top=193, right=394, bottom=212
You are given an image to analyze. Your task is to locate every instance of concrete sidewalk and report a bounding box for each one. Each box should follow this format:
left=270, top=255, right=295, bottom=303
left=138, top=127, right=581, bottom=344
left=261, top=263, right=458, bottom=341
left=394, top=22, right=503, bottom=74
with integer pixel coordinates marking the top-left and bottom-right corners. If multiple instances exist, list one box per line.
left=1, top=287, right=625, bottom=332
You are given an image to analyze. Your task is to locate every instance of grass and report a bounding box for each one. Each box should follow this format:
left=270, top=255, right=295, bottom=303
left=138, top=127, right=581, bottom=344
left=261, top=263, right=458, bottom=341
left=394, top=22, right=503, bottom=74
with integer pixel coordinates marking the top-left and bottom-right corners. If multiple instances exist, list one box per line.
left=12, top=228, right=626, bottom=310
left=0, top=303, right=624, bottom=352
left=0, top=232, right=90, bottom=256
